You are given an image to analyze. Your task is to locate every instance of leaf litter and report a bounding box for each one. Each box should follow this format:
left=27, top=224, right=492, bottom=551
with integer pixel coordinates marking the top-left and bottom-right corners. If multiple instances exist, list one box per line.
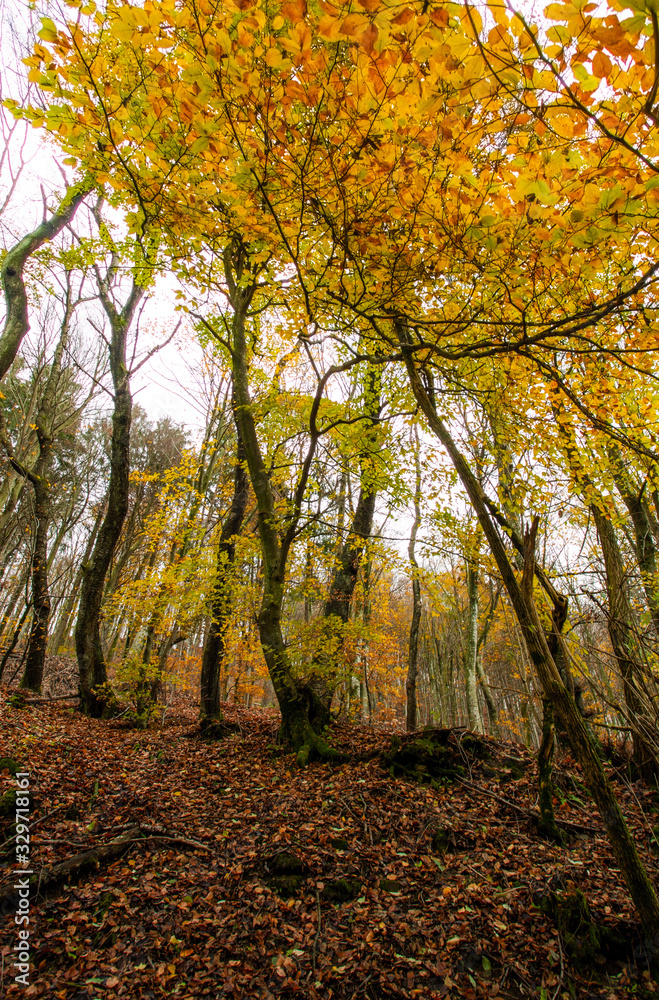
left=1, top=693, right=658, bottom=999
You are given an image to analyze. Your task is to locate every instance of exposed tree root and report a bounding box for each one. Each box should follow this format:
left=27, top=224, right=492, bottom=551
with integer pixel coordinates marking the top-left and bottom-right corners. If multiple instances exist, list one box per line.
left=295, top=731, right=348, bottom=768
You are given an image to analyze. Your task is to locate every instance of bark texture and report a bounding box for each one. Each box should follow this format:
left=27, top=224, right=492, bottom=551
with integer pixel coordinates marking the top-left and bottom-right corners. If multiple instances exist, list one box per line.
left=306, top=366, right=380, bottom=723
left=224, top=243, right=349, bottom=761
left=464, top=558, right=483, bottom=732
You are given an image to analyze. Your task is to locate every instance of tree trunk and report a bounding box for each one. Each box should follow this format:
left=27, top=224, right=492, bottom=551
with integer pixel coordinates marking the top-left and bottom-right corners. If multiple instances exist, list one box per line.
left=75, top=246, right=147, bottom=718
left=0, top=180, right=90, bottom=380
left=400, top=331, right=659, bottom=941
left=307, top=365, right=380, bottom=722
left=20, top=472, right=51, bottom=692
left=225, top=243, right=344, bottom=762
left=591, top=504, right=658, bottom=781
left=199, top=424, right=249, bottom=719
left=49, top=503, right=105, bottom=655
left=476, top=656, right=497, bottom=730
left=537, top=698, right=562, bottom=842
left=406, top=431, right=422, bottom=731
left=464, top=558, right=483, bottom=732
left=608, top=444, right=659, bottom=634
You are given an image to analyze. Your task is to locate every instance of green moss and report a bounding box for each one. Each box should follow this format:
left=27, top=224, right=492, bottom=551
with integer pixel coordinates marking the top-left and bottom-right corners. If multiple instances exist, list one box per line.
left=199, top=717, right=240, bottom=740
left=542, top=889, right=603, bottom=964
left=269, top=874, right=305, bottom=895
left=431, top=827, right=455, bottom=854
left=0, top=788, right=17, bottom=818
left=381, top=730, right=468, bottom=785
left=263, top=851, right=309, bottom=895
left=322, top=878, right=361, bottom=903
left=269, top=852, right=305, bottom=876
left=6, top=693, right=27, bottom=709
left=380, top=878, right=404, bottom=893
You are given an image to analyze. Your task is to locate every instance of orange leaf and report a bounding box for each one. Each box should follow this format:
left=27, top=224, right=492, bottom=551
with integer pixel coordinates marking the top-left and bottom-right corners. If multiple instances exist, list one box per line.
left=281, top=0, right=306, bottom=21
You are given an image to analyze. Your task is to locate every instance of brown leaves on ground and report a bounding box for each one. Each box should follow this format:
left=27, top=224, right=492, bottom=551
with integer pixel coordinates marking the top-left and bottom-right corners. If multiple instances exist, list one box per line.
left=1, top=694, right=658, bottom=999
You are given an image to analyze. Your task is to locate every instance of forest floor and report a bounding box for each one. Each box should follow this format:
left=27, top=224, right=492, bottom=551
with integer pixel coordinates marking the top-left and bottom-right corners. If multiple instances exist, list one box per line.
left=1, top=688, right=659, bottom=1000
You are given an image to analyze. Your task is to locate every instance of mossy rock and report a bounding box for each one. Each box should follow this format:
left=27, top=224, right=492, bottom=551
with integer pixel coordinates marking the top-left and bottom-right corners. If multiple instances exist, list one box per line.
left=381, top=730, right=467, bottom=784
left=0, top=788, right=17, bottom=818
left=460, top=733, right=492, bottom=760
left=264, top=851, right=308, bottom=895
left=322, top=878, right=361, bottom=903
left=501, top=756, right=528, bottom=780
left=380, top=878, right=404, bottom=893
left=268, top=852, right=306, bottom=876
left=0, top=758, right=20, bottom=777
left=268, top=874, right=305, bottom=896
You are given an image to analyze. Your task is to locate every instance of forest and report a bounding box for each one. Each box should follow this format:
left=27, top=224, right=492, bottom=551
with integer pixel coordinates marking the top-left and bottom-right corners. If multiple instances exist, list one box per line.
left=2, top=0, right=659, bottom=995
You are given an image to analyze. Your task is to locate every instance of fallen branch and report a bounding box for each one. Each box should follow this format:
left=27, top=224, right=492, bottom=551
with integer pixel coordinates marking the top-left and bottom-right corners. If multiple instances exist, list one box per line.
left=0, top=825, right=141, bottom=906
left=24, top=694, right=80, bottom=705
left=455, top=778, right=602, bottom=834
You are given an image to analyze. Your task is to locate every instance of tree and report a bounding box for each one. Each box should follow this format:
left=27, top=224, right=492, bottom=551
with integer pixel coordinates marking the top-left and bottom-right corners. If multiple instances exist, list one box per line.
left=405, top=426, right=422, bottom=732
left=1, top=180, right=91, bottom=379
left=74, top=209, right=154, bottom=716
left=199, top=417, right=249, bottom=720
left=306, top=362, right=381, bottom=725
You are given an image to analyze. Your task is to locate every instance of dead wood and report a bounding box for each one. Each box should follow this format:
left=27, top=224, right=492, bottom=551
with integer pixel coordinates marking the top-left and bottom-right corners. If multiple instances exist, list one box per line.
left=0, top=825, right=141, bottom=906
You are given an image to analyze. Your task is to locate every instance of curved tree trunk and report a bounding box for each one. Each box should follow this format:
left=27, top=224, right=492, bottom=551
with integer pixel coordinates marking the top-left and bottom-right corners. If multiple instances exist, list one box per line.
left=0, top=287, right=76, bottom=691
left=609, top=444, right=659, bottom=636
left=225, top=243, right=345, bottom=761
left=591, top=504, right=658, bottom=781
left=0, top=180, right=90, bottom=380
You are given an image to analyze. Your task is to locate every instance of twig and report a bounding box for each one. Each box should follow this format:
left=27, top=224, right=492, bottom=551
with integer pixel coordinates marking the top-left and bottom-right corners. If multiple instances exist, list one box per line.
left=37, top=839, right=89, bottom=848
left=312, top=887, right=322, bottom=972
left=133, top=825, right=213, bottom=853
left=358, top=793, right=373, bottom=847
left=128, top=835, right=212, bottom=853
left=1, top=804, right=66, bottom=848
